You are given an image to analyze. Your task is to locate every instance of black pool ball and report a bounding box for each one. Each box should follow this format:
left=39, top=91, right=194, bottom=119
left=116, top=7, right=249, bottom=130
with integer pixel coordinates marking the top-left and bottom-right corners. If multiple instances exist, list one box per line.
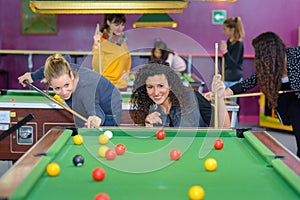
left=73, top=154, right=84, bottom=167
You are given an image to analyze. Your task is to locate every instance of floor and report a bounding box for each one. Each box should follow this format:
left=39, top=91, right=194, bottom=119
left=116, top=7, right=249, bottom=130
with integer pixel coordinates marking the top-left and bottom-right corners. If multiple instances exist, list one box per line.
left=0, top=124, right=298, bottom=178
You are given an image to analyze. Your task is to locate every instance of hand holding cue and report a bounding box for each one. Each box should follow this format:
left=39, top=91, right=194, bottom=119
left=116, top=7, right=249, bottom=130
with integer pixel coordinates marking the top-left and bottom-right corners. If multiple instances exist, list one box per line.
left=214, top=43, right=218, bottom=128
left=23, top=80, right=88, bottom=122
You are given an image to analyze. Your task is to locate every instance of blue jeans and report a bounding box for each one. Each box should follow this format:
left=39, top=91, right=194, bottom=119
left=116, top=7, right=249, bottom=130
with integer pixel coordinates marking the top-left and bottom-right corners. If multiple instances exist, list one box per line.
left=225, top=78, right=242, bottom=127
left=224, top=78, right=243, bottom=103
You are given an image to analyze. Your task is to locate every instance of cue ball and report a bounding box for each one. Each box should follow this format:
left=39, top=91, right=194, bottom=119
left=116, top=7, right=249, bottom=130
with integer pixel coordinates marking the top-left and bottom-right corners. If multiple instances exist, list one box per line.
left=104, top=130, right=113, bottom=139
left=156, top=130, right=166, bottom=140
left=204, top=158, right=218, bottom=172
left=94, top=193, right=110, bottom=200
left=214, top=139, right=224, bottom=150
left=92, top=167, right=106, bottom=181
left=72, top=154, right=84, bottom=167
left=115, top=143, right=126, bottom=155
left=170, top=148, right=181, bottom=160
left=46, top=162, right=60, bottom=177
left=188, top=185, right=205, bottom=200
left=73, top=134, right=84, bottom=145
left=98, top=134, right=109, bottom=144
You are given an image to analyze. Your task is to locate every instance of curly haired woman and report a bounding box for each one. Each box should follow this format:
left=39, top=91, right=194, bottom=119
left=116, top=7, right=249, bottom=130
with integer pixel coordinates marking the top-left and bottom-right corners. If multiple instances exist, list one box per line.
left=130, top=62, right=230, bottom=128
left=226, top=32, right=300, bottom=158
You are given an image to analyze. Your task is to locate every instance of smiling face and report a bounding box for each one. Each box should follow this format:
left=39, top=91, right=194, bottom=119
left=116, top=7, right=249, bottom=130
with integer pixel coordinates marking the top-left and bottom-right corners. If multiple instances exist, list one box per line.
left=145, top=74, right=170, bottom=108
left=107, top=20, right=125, bottom=36
left=50, top=73, right=76, bottom=100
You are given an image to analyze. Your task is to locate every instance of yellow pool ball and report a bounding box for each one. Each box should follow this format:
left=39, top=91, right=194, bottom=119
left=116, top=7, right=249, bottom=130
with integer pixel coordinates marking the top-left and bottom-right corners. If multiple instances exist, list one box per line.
left=188, top=185, right=205, bottom=200
left=53, top=94, right=64, bottom=102
left=98, top=145, right=109, bottom=158
left=98, top=134, right=109, bottom=145
left=46, top=162, right=60, bottom=177
left=204, top=158, right=218, bottom=172
left=73, top=134, right=83, bottom=145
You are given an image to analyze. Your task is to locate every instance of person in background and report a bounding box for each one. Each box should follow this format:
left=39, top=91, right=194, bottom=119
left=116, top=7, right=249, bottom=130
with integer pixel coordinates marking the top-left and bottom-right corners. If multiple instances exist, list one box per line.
left=221, top=17, right=245, bottom=103
left=92, top=14, right=131, bottom=89
left=130, top=61, right=230, bottom=128
left=150, top=40, right=186, bottom=73
left=226, top=32, right=300, bottom=158
left=18, top=54, right=122, bottom=128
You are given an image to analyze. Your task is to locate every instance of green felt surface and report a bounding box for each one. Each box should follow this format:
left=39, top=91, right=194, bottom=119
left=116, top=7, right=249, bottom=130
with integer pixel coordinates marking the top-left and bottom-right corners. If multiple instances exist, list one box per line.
left=10, top=128, right=300, bottom=200
left=0, top=90, right=131, bottom=104
left=0, top=90, right=56, bottom=102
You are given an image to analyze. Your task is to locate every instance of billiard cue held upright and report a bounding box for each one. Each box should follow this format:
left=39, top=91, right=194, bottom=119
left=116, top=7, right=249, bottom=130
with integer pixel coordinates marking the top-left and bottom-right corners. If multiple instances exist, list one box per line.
left=97, top=23, right=102, bottom=74
left=23, top=80, right=88, bottom=122
left=214, top=43, right=218, bottom=128
left=221, top=56, right=225, bottom=82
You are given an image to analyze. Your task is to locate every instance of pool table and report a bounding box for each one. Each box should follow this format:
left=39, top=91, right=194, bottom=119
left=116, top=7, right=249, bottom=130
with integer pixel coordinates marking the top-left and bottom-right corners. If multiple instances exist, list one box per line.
left=0, top=90, right=239, bottom=161
left=0, top=128, right=299, bottom=200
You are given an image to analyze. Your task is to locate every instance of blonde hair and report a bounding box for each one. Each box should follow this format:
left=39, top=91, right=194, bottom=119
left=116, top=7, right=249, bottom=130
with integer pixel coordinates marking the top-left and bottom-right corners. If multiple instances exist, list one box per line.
left=42, top=54, right=76, bottom=83
left=223, top=17, right=245, bottom=43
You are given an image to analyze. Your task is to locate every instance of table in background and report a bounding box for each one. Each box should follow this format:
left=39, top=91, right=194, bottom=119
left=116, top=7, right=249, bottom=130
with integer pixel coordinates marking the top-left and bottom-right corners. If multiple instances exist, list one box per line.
left=0, top=128, right=299, bottom=200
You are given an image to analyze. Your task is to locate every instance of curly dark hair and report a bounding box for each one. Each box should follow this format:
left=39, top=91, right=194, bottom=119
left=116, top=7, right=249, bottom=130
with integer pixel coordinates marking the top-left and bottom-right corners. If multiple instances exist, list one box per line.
left=252, top=32, right=286, bottom=109
left=130, top=62, right=191, bottom=124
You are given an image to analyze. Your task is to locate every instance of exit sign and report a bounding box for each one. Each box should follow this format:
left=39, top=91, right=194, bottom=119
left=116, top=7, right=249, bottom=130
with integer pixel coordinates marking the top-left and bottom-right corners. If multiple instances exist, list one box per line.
left=212, top=10, right=227, bottom=25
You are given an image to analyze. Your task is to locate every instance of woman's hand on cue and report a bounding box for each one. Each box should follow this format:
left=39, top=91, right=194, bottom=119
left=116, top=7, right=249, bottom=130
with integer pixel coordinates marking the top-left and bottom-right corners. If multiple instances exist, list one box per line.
left=86, top=116, right=101, bottom=128
left=145, top=112, right=162, bottom=127
left=18, top=72, right=33, bottom=87
left=93, top=27, right=103, bottom=49
left=212, top=74, right=226, bottom=99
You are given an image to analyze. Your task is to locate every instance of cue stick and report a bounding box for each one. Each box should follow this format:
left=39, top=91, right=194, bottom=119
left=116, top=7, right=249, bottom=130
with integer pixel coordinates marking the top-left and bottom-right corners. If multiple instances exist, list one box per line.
left=226, top=88, right=300, bottom=98
left=214, top=43, right=218, bottom=128
left=221, top=56, right=225, bottom=82
left=97, top=23, right=102, bottom=74
left=23, top=80, right=88, bottom=122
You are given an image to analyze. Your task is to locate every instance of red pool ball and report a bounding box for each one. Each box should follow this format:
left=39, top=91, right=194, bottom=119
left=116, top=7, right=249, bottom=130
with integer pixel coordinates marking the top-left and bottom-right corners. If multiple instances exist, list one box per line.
left=94, top=193, right=110, bottom=200
left=92, top=167, right=106, bottom=181
left=156, top=130, right=166, bottom=140
left=115, top=143, right=126, bottom=155
left=105, top=148, right=117, bottom=160
left=170, top=148, right=181, bottom=160
left=10, top=98, right=16, bottom=102
left=214, top=139, right=224, bottom=150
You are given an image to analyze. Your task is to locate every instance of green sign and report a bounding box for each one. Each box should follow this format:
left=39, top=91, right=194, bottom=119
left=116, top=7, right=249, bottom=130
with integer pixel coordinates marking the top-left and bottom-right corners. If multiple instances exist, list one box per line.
left=212, top=10, right=227, bottom=25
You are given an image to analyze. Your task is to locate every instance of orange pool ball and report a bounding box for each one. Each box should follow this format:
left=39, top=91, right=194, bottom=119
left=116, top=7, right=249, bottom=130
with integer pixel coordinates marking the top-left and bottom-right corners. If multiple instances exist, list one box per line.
left=73, top=134, right=83, bottom=145
left=188, top=185, right=205, bottom=200
left=204, top=158, right=218, bottom=172
left=46, top=162, right=60, bottom=177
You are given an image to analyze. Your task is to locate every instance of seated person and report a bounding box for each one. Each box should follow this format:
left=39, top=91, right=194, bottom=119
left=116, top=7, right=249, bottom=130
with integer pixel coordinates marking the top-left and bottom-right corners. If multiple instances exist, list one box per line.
left=130, top=61, right=230, bottom=128
left=151, top=40, right=186, bottom=73
left=18, top=54, right=122, bottom=128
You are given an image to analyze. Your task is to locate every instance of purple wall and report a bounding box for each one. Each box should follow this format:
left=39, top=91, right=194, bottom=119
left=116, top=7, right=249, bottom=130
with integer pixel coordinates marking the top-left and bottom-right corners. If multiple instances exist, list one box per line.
left=1, top=0, right=300, bottom=123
